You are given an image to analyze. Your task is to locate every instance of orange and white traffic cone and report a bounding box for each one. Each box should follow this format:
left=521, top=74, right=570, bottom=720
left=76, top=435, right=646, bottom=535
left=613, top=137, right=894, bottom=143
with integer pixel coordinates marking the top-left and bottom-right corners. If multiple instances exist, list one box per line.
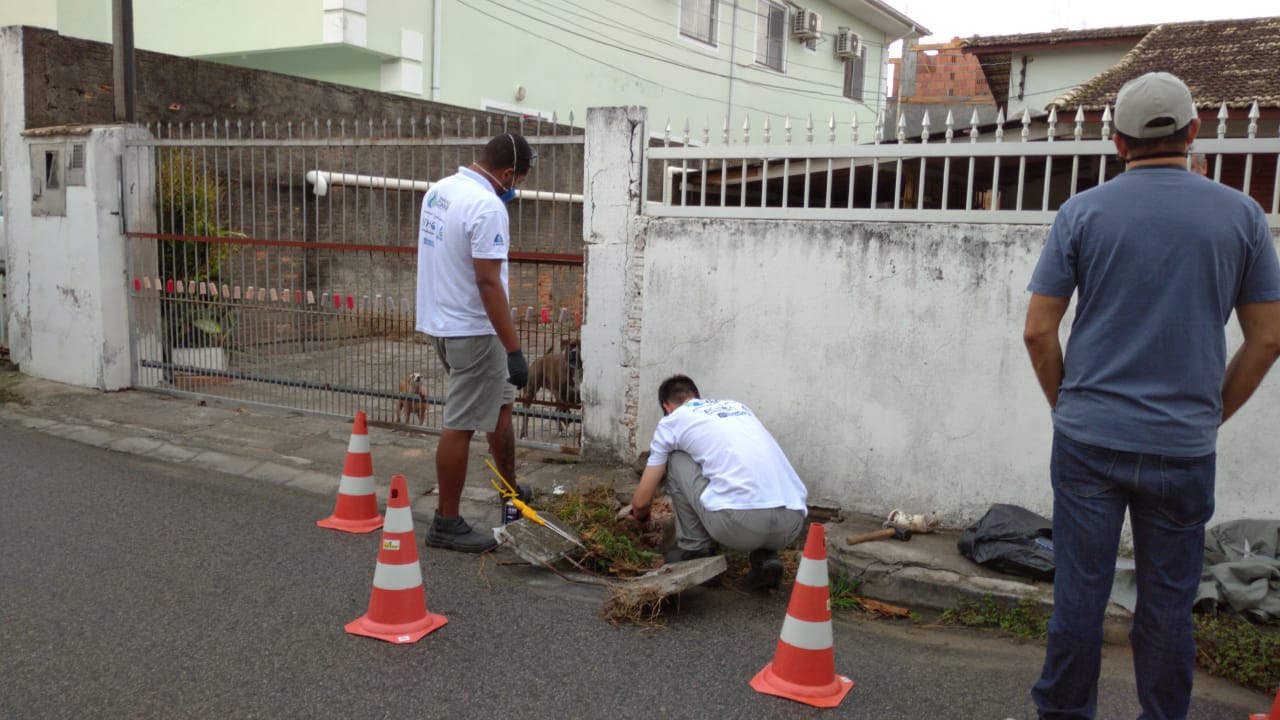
left=317, top=411, right=383, bottom=533
left=345, top=475, right=448, bottom=644
left=1251, top=685, right=1280, bottom=720
left=750, top=522, right=854, bottom=708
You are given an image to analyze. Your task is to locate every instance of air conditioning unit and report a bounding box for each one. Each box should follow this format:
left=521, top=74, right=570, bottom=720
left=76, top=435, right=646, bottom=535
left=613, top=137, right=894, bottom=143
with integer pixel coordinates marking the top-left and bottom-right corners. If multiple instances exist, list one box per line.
left=834, top=28, right=861, bottom=58
left=791, top=8, right=822, bottom=40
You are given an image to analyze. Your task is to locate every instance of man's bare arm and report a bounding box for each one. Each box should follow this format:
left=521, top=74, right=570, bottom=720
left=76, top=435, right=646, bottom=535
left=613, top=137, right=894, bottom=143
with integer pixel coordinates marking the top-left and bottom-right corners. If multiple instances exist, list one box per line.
left=1023, top=293, right=1071, bottom=408
left=631, top=463, right=666, bottom=519
left=1221, top=300, right=1280, bottom=425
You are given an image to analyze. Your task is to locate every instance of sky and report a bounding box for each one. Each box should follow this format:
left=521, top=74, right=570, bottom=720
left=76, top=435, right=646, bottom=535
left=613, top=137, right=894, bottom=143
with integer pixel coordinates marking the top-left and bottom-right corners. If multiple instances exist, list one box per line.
left=883, top=0, right=1278, bottom=47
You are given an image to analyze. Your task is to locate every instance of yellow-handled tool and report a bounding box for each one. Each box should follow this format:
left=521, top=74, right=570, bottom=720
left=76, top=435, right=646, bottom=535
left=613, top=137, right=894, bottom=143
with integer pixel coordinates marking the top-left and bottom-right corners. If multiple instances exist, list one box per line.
left=484, top=458, right=583, bottom=547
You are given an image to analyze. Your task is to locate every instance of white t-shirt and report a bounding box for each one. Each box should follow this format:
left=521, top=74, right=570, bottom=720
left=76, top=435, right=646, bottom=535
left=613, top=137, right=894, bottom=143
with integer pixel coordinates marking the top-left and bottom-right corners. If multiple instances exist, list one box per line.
left=647, top=399, right=808, bottom=514
left=415, top=167, right=510, bottom=337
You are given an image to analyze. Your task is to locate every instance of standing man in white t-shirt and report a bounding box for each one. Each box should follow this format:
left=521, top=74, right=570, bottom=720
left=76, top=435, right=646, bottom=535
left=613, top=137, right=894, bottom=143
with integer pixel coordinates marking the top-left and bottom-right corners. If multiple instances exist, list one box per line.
left=416, top=133, right=534, bottom=553
left=627, top=375, right=809, bottom=590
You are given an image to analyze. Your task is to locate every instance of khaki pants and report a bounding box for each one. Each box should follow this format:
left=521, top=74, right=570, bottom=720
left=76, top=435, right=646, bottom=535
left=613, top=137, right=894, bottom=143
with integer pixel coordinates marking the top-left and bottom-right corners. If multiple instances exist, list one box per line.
left=664, top=451, right=805, bottom=554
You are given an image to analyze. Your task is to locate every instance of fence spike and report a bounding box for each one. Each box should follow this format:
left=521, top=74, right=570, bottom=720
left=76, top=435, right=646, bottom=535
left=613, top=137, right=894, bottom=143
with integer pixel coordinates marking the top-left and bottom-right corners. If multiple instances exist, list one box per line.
left=969, top=108, right=980, bottom=142
left=1100, top=104, right=1112, bottom=139
left=1046, top=107, right=1058, bottom=141
left=995, top=107, right=1006, bottom=141
left=742, top=115, right=750, bottom=144
left=663, top=118, right=671, bottom=146
left=944, top=109, right=955, bottom=142
left=828, top=112, right=836, bottom=144
left=1248, top=100, right=1259, bottom=138
left=1020, top=107, right=1032, bottom=140
left=874, top=108, right=885, bottom=144
left=765, top=115, right=773, bottom=144
left=896, top=112, right=906, bottom=144
left=806, top=113, right=814, bottom=144
left=920, top=110, right=931, bottom=144
left=722, top=116, right=730, bottom=144
left=1217, top=101, right=1229, bottom=139
left=1073, top=107, right=1085, bottom=140
left=682, top=118, right=690, bottom=145
left=850, top=113, right=858, bottom=144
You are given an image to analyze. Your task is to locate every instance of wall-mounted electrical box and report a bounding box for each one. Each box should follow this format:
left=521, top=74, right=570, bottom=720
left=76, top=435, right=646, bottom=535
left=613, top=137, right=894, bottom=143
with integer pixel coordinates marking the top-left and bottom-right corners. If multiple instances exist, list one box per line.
left=29, top=140, right=86, bottom=217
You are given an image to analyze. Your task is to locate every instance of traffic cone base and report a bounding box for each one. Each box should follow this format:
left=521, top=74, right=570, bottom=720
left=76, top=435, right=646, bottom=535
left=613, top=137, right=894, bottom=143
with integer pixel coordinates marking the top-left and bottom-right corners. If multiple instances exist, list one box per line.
left=345, top=607, right=448, bottom=644
left=750, top=662, right=853, bottom=708
left=318, top=411, right=383, bottom=533
left=1250, top=684, right=1279, bottom=720
left=345, top=475, right=447, bottom=645
left=750, top=523, right=853, bottom=708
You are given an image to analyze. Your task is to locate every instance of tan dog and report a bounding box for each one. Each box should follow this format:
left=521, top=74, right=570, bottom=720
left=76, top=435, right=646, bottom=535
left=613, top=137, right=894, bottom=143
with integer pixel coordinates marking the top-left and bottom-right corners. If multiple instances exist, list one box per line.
left=396, top=372, right=427, bottom=425
left=518, top=338, right=582, bottom=438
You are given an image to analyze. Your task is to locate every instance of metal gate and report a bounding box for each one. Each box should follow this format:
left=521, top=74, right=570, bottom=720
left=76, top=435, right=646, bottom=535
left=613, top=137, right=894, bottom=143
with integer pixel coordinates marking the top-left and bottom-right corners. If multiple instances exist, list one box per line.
left=121, top=116, right=586, bottom=451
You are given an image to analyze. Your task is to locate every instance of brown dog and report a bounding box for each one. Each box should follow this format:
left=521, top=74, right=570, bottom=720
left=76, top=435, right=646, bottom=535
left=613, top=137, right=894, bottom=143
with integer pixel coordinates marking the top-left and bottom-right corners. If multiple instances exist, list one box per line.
left=518, top=338, right=582, bottom=438
left=396, top=372, right=427, bottom=425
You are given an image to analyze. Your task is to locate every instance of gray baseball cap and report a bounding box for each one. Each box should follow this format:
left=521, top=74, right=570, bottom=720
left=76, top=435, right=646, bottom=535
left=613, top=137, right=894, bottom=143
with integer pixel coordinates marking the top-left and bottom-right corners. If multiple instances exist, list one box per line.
left=1114, top=72, right=1196, bottom=138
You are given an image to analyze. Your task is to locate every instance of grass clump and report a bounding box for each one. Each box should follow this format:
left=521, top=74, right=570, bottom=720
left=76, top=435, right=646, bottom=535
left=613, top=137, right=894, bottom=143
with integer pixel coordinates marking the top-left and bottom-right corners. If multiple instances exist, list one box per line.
left=941, top=595, right=1049, bottom=640
left=546, top=485, right=662, bottom=577
left=830, top=573, right=864, bottom=612
left=1194, top=611, right=1280, bottom=694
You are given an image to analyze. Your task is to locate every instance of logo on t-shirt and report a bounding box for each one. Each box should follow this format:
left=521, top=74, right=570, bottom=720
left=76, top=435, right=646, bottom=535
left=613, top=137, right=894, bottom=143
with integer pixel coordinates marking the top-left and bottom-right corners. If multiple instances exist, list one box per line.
left=492, top=233, right=506, bottom=247
left=426, top=190, right=450, bottom=211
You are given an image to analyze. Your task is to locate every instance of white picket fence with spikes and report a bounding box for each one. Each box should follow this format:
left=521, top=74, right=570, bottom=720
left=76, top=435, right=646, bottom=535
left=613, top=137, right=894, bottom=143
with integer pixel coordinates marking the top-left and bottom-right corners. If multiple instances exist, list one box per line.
left=646, top=101, right=1280, bottom=228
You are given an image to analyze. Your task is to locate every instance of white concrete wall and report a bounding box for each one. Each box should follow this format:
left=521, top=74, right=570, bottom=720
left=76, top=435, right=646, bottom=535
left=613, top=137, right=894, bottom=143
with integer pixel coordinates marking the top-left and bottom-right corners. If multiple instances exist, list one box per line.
left=1010, top=45, right=1136, bottom=112
left=628, top=218, right=1280, bottom=527
left=580, top=106, right=649, bottom=462
left=5, top=125, right=149, bottom=390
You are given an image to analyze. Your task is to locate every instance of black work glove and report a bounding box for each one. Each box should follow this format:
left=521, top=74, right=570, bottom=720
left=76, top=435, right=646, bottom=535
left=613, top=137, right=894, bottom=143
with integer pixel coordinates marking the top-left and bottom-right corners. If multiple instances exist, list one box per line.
left=506, top=349, right=528, bottom=389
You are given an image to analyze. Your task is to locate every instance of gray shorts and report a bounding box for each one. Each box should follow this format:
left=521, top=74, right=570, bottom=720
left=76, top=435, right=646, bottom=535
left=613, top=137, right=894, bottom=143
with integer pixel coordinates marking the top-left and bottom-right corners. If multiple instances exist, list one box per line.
left=429, top=335, right=516, bottom=432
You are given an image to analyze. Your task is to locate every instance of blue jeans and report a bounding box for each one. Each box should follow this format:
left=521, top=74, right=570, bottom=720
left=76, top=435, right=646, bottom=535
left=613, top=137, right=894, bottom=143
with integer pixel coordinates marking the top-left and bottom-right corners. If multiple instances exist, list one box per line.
left=1032, top=431, right=1214, bottom=720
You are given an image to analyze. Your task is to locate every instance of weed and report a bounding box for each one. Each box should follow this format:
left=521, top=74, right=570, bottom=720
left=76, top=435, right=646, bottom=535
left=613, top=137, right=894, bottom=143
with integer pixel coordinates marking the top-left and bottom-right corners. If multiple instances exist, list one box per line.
left=829, top=573, right=864, bottom=612
left=1193, top=611, right=1280, bottom=694
left=545, top=485, right=661, bottom=577
left=941, top=595, right=1048, bottom=640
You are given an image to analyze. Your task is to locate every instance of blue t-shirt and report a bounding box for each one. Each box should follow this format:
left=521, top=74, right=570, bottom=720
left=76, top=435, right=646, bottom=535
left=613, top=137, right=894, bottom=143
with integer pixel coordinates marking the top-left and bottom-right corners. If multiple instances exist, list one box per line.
left=1028, top=166, right=1280, bottom=456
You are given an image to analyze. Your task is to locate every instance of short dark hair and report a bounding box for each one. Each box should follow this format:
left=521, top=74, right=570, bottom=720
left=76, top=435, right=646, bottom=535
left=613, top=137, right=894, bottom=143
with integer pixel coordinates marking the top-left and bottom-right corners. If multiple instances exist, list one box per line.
left=480, top=133, right=536, bottom=175
left=1118, top=123, right=1193, bottom=157
left=658, top=374, right=700, bottom=410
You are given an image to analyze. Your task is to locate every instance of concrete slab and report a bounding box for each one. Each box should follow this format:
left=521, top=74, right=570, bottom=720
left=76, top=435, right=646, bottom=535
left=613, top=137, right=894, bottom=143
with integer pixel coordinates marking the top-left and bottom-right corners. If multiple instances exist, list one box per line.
left=625, top=555, right=727, bottom=595
left=108, top=436, right=166, bottom=455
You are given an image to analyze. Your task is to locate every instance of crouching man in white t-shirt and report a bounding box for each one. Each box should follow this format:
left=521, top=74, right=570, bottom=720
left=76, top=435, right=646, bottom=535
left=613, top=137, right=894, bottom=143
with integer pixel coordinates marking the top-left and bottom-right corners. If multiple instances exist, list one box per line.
left=627, top=375, right=808, bottom=590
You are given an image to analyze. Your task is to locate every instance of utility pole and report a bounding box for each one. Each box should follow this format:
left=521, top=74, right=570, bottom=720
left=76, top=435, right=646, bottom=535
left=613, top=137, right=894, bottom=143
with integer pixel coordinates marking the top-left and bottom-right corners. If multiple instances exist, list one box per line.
left=112, top=0, right=137, bottom=123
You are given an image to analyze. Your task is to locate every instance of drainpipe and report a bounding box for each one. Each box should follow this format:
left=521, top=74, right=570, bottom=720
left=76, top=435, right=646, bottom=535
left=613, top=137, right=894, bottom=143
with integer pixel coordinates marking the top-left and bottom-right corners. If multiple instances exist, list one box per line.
left=431, top=0, right=442, bottom=101
left=725, top=0, right=739, bottom=138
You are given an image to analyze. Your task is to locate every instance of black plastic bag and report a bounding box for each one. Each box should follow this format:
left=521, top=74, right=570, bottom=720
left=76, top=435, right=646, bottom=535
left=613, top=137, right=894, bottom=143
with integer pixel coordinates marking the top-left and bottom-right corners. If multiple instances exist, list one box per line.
left=957, top=504, right=1055, bottom=581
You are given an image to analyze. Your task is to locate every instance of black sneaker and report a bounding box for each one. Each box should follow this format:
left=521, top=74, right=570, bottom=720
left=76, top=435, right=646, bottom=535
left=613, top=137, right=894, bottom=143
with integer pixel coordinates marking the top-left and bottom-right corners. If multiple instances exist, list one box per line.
left=747, top=549, right=784, bottom=590
left=515, top=482, right=533, bottom=505
left=425, top=513, right=497, bottom=553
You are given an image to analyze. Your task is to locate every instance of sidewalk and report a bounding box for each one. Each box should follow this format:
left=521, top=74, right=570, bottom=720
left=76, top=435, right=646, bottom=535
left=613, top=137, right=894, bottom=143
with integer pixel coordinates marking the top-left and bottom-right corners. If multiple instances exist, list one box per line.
left=0, top=361, right=1130, bottom=635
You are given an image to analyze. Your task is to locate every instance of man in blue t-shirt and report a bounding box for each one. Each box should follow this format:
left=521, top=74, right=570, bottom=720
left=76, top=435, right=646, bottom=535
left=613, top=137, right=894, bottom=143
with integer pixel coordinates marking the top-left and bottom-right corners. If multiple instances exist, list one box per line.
left=1023, top=72, right=1280, bottom=719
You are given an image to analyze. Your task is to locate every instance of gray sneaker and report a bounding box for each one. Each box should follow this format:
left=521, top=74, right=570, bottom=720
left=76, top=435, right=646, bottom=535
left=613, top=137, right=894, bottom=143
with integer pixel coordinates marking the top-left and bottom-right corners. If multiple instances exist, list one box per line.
left=425, top=513, right=497, bottom=553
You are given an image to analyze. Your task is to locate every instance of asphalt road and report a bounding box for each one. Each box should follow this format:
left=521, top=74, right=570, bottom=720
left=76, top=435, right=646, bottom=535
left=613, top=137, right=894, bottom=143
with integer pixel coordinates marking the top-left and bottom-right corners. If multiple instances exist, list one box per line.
left=1, top=426, right=1267, bottom=719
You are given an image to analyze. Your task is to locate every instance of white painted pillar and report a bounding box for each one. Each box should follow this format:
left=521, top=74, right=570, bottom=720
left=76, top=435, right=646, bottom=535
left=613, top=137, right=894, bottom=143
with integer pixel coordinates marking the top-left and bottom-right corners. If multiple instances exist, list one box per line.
left=580, top=106, right=648, bottom=463
left=9, top=125, right=153, bottom=390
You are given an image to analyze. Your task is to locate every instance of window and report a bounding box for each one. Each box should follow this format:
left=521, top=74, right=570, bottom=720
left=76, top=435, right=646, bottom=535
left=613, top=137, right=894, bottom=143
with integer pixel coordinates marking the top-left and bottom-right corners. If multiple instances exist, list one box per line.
left=680, top=0, right=717, bottom=45
left=755, top=0, right=787, bottom=71
left=843, top=47, right=866, bottom=101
